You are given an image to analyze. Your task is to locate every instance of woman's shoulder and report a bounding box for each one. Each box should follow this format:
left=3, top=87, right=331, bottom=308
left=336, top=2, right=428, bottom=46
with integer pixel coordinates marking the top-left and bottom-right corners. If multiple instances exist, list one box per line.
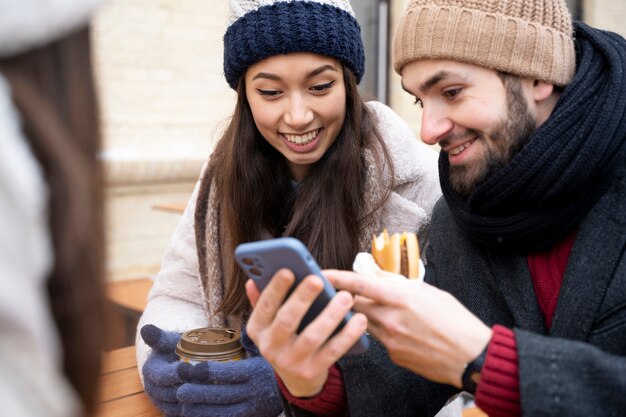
left=364, top=100, right=438, bottom=182
left=365, top=100, right=413, bottom=136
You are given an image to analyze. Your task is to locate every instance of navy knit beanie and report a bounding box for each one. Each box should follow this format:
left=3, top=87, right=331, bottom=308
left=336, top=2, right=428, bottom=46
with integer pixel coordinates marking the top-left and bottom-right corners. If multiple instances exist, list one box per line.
left=224, top=0, right=365, bottom=89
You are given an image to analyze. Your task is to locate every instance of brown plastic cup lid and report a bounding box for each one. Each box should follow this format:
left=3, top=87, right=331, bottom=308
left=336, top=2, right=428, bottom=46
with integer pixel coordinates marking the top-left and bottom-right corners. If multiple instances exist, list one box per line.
left=177, top=327, right=243, bottom=357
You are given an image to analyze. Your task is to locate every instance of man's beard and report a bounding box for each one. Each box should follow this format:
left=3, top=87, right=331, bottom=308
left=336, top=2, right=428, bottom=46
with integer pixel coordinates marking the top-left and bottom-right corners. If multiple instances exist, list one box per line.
left=447, top=79, right=537, bottom=196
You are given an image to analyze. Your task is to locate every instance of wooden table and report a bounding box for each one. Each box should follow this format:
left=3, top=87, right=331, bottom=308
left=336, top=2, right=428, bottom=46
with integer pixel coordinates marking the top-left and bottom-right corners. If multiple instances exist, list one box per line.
left=106, top=278, right=154, bottom=348
left=100, top=274, right=487, bottom=417
left=152, top=202, right=187, bottom=214
left=107, top=278, right=153, bottom=314
left=96, top=345, right=487, bottom=417
left=464, top=406, right=488, bottom=417
left=96, top=346, right=163, bottom=417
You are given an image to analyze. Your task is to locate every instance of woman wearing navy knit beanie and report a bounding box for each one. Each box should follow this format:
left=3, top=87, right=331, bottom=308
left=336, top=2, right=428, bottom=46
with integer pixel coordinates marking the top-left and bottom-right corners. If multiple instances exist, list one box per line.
left=136, top=1, right=442, bottom=416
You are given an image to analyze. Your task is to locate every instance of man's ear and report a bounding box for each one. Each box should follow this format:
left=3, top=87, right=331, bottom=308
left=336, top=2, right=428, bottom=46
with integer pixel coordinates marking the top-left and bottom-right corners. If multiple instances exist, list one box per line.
left=532, top=80, right=555, bottom=102
left=530, top=80, right=560, bottom=126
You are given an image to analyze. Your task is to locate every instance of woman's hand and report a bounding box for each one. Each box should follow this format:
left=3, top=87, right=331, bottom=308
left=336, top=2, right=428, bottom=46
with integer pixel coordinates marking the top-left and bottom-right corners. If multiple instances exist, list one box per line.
left=325, top=270, right=492, bottom=388
left=245, top=269, right=367, bottom=397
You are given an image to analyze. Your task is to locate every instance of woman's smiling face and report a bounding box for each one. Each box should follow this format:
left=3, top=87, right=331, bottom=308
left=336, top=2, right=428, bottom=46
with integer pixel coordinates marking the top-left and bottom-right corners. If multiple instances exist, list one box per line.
left=244, top=52, right=346, bottom=181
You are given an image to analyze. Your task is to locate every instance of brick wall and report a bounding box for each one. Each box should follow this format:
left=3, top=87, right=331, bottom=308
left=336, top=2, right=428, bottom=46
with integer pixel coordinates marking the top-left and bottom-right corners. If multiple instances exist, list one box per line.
left=583, top=0, right=626, bottom=37
left=92, top=0, right=234, bottom=280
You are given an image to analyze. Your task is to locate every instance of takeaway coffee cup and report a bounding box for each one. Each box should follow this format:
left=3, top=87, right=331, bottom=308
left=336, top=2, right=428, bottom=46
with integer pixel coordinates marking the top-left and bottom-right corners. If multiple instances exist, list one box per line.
left=176, top=327, right=245, bottom=364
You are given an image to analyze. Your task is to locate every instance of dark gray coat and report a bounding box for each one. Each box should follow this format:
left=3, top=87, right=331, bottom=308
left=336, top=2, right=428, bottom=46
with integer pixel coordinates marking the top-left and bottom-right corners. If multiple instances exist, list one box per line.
left=285, top=170, right=626, bottom=417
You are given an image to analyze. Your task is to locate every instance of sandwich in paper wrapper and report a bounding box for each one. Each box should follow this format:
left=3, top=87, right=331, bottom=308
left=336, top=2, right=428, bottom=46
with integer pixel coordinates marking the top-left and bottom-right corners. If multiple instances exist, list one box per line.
left=353, top=229, right=424, bottom=282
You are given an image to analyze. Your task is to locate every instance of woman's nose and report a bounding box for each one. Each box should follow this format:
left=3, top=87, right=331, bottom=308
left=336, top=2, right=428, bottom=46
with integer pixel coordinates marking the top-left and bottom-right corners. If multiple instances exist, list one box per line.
left=284, top=95, right=314, bottom=128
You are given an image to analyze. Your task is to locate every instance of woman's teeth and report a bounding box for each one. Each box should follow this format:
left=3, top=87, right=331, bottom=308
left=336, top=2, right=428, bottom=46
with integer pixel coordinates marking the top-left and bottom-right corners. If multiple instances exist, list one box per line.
left=284, top=129, right=319, bottom=145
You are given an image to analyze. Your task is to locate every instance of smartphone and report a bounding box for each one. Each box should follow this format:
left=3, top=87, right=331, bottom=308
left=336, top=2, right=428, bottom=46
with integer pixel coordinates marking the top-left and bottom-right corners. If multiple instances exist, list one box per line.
left=235, top=237, right=369, bottom=356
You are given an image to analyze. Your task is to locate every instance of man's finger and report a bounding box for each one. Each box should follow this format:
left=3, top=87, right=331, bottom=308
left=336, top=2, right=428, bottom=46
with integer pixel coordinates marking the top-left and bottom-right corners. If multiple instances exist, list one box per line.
left=325, top=269, right=404, bottom=305
left=350, top=297, right=390, bottom=334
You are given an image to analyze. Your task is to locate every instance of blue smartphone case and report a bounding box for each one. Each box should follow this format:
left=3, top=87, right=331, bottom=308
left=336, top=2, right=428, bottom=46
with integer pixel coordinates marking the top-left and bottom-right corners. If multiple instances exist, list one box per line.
left=235, top=237, right=369, bottom=356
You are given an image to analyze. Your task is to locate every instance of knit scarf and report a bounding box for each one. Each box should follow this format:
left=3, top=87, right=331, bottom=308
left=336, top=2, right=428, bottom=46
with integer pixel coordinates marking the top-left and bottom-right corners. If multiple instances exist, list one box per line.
left=441, top=22, right=626, bottom=252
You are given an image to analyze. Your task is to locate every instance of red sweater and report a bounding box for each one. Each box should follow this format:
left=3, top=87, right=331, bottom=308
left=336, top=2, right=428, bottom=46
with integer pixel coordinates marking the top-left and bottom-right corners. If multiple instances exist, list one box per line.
left=279, top=231, right=577, bottom=416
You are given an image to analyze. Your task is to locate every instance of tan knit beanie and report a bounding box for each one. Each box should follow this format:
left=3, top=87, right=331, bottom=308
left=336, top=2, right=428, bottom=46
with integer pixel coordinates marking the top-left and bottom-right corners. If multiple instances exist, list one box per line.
left=393, top=0, right=576, bottom=86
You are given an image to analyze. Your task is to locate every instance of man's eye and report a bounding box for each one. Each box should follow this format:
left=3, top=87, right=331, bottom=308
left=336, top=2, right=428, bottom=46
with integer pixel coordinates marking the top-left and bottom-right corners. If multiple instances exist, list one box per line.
left=414, top=97, right=423, bottom=108
left=257, top=89, right=281, bottom=96
left=443, top=88, right=461, bottom=100
left=311, top=80, right=335, bottom=92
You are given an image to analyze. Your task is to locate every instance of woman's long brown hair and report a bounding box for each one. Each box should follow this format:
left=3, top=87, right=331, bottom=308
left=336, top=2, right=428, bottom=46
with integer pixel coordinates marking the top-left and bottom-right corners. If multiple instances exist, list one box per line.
left=208, top=65, right=394, bottom=317
left=0, top=27, right=105, bottom=415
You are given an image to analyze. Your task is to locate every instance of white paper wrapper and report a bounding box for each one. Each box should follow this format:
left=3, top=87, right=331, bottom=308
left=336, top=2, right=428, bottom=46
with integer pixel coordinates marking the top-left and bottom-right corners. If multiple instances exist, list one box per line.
left=352, top=252, right=424, bottom=283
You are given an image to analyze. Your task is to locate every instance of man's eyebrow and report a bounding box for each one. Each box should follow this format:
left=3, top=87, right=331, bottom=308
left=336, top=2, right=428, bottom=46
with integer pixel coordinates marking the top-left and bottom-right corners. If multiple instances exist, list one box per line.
left=419, top=71, right=450, bottom=93
left=251, top=64, right=338, bottom=81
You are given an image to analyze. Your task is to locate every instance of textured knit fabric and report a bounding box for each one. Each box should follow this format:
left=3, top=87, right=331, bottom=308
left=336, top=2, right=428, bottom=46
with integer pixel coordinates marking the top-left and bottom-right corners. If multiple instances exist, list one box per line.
left=280, top=362, right=464, bottom=417
left=176, top=332, right=282, bottom=417
left=294, top=231, right=577, bottom=417
left=440, top=23, right=626, bottom=252
left=476, top=326, right=520, bottom=417
left=135, top=100, right=442, bottom=381
left=476, top=232, right=576, bottom=417
left=277, top=365, right=346, bottom=417
left=141, top=324, right=283, bottom=417
left=223, top=0, right=364, bottom=88
left=140, top=325, right=186, bottom=416
left=435, top=161, right=626, bottom=417
left=527, top=230, right=577, bottom=329
left=393, top=0, right=575, bottom=86
left=282, top=165, right=626, bottom=417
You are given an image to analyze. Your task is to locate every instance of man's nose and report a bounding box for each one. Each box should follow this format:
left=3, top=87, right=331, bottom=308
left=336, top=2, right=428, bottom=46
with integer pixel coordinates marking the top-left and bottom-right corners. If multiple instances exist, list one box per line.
left=420, top=105, right=453, bottom=145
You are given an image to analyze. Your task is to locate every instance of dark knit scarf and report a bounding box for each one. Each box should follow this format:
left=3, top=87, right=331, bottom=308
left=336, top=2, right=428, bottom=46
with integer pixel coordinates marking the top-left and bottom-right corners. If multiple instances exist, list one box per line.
left=441, top=22, right=626, bottom=252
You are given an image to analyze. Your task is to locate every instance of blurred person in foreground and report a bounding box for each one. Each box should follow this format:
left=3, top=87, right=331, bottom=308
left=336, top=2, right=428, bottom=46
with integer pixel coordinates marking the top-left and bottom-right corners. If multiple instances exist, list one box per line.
left=0, top=1, right=107, bottom=416
left=245, top=0, right=626, bottom=416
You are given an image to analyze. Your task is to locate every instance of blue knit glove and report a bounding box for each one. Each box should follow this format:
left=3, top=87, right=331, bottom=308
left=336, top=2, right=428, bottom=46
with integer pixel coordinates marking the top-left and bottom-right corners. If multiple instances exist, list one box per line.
left=176, top=329, right=283, bottom=417
left=141, top=324, right=191, bottom=417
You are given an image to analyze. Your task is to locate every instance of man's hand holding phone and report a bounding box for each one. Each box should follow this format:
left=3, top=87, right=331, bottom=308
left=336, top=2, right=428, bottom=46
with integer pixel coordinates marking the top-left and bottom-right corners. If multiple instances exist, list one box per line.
left=244, top=268, right=368, bottom=398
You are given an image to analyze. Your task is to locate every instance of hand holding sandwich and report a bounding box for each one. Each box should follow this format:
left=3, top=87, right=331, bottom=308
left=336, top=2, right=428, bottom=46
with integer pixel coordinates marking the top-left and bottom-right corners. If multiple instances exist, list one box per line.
left=325, top=269, right=492, bottom=388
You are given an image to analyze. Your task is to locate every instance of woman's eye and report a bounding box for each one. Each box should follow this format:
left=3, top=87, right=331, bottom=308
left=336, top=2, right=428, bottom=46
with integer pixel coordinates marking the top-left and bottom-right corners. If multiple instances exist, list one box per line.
left=443, top=88, right=461, bottom=100
left=413, top=97, right=423, bottom=108
left=310, top=80, right=335, bottom=92
left=257, top=89, right=281, bottom=96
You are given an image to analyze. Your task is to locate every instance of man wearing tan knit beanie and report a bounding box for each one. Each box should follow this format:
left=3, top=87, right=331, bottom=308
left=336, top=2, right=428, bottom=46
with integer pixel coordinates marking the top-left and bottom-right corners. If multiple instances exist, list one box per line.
left=394, top=0, right=577, bottom=87
left=241, top=1, right=626, bottom=417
